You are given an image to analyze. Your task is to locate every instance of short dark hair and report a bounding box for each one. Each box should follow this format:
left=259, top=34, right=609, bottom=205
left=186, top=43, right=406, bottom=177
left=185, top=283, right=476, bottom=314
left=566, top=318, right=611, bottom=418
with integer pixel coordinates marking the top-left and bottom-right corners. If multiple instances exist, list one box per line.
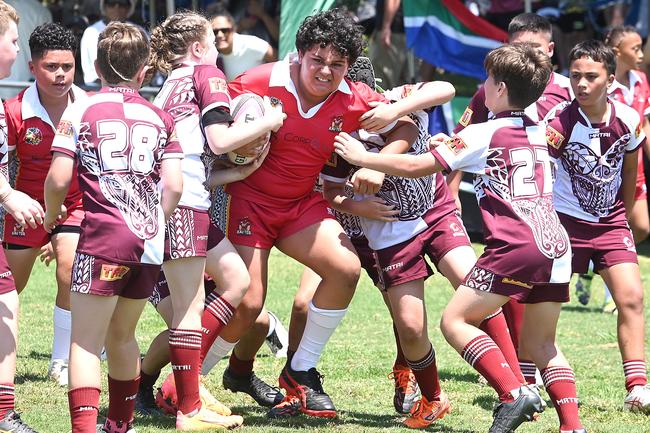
left=207, top=3, right=235, bottom=26
left=295, top=8, right=364, bottom=65
left=484, top=43, right=552, bottom=108
left=508, top=13, right=552, bottom=40
left=605, top=25, right=639, bottom=48
left=569, top=40, right=616, bottom=76
left=29, top=23, right=77, bottom=59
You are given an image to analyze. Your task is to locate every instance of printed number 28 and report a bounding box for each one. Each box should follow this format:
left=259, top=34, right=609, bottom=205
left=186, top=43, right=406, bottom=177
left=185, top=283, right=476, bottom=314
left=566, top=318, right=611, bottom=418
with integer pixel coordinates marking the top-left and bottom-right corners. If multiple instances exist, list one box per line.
left=97, top=120, right=158, bottom=175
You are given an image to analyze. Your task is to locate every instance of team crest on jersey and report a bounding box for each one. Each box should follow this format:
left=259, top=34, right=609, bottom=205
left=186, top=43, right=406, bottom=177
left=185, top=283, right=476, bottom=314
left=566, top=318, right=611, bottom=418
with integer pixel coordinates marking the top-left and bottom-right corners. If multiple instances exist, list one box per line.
left=546, top=126, right=564, bottom=149
left=99, top=264, right=130, bottom=281
left=56, top=120, right=74, bottom=137
left=444, top=136, right=467, bottom=155
left=236, top=217, right=252, bottom=236
left=25, top=127, right=42, bottom=145
left=325, top=152, right=337, bottom=167
left=329, top=116, right=343, bottom=132
left=269, top=97, right=283, bottom=108
left=208, top=77, right=227, bottom=94
left=459, top=107, right=473, bottom=126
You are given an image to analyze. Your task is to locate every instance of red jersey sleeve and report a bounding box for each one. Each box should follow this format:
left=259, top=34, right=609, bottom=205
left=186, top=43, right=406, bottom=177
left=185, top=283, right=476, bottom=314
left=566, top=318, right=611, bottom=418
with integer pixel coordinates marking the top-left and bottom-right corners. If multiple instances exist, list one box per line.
left=3, top=98, right=20, bottom=152
left=453, top=86, right=490, bottom=134
left=193, top=65, right=230, bottom=117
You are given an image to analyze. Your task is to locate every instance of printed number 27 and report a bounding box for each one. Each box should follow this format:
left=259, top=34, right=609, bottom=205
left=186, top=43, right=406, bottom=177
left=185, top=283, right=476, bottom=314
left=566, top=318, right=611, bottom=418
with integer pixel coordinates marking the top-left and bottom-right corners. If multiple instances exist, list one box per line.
left=510, top=147, right=552, bottom=197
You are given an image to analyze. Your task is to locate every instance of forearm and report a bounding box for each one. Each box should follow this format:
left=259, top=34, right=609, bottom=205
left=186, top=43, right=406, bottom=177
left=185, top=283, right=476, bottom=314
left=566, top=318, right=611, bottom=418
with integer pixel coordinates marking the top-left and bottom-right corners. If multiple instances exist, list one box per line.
left=389, top=82, right=455, bottom=119
left=160, top=158, right=183, bottom=221
left=204, top=119, right=272, bottom=154
left=382, top=117, right=417, bottom=152
left=44, top=177, right=68, bottom=214
left=622, top=151, right=638, bottom=216
left=357, top=152, right=440, bottom=178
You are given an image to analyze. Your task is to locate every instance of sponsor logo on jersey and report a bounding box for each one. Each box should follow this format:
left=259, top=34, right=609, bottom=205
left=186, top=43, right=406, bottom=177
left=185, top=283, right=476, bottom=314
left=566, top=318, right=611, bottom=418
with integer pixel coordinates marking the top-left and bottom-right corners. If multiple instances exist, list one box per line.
left=11, top=223, right=25, bottom=237
left=56, top=120, right=74, bottom=137
left=546, top=126, right=564, bottom=149
left=382, top=261, right=403, bottom=272
left=196, top=235, right=209, bottom=241
left=329, top=115, right=344, bottom=132
left=236, top=217, right=252, bottom=236
left=589, top=131, right=610, bottom=138
left=325, top=152, right=337, bottom=167
left=444, top=136, right=467, bottom=155
left=501, top=277, right=533, bottom=289
left=208, top=77, right=227, bottom=94
left=99, top=264, right=130, bottom=281
left=0, top=270, right=12, bottom=279
left=25, top=127, right=43, bottom=145
left=459, top=107, right=473, bottom=126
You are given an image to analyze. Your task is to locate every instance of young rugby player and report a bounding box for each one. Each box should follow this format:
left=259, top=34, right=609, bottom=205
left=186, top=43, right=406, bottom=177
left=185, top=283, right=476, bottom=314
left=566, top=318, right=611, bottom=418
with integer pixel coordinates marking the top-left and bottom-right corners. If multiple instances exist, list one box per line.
left=0, top=2, right=46, bottom=431
left=147, top=10, right=283, bottom=429
left=3, top=22, right=85, bottom=387
left=548, top=40, right=650, bottom=414
left=43, top=22, right=185, bottom=433
left=334, top=44, right=586, bottom=433
left=452, top=13, right=573, bottom=383
left=220, top=8, right=418, bottom=418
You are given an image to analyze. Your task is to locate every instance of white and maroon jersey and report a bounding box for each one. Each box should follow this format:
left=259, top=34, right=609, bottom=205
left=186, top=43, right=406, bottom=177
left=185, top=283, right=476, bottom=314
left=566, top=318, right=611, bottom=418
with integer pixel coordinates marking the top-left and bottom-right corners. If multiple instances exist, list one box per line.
left=4, top=83, right=86, bottom=210
left=433, top=111, right=571, bottom=284
left=454, top=72, right=572, bottom=133
left=609, top=69, right=650, bottom=122
left=547, top=99, right=645, bottom=223
left=226, top=57, right=389, bottom=206
left=51, top=87, right=183, bottom=265
left=154, top=64, right=229, bottom=211
left=321, top=84, right=453, bottom=250
left=0, top=100, right=8, bottom=181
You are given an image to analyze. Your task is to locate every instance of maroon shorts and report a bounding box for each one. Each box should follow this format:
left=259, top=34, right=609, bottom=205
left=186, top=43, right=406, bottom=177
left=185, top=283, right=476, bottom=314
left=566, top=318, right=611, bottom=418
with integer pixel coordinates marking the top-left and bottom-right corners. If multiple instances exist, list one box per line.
left=464, top=266, right=570, bottom=304
left=3, top=207, right=84, bottom=248
left=148, top=270, right=217, bottom=308
left=226, top=191, right=333, bottom=249
left=559, top=213, right=638, bottom=274
left=0, top=248, right=15, bottom=295
left=373, top=209, right=471, bottom=291
left=70, top=253, right=160, bottom=299
left=207, top=220, right=226, bottom=251
left=352, top=236, right=380, bottom=287
left=164, top=207, right=210, bottom=261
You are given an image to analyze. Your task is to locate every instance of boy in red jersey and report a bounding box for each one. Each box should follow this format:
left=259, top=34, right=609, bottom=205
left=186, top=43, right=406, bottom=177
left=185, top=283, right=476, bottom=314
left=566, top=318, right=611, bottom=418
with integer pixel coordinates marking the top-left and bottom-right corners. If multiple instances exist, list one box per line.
left=0, top=2, right=46, bottom=431
left=43, top=22, right=187, bottom=433
left=549, top=40, right=650, bottom=414
left=334, top=44, right=586, bottom=433
left=222, top=8, right=418, bottom=418
left=3, top=22, right=86, bottom=387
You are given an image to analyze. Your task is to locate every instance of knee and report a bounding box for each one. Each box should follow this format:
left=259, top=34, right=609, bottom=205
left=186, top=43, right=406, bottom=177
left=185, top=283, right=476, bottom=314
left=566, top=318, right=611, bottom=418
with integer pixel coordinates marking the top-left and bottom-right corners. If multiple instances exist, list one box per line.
left=329, top=256, right=361, bottom=289
left=395, top=321, right=426, bottom=347
left=292, top=292, right=312, bottom=318
left=616, top=288, right=644, bottom=315
left=233, top=301, right=263, bottom=328
left=225, top=271, right=250, bottom=301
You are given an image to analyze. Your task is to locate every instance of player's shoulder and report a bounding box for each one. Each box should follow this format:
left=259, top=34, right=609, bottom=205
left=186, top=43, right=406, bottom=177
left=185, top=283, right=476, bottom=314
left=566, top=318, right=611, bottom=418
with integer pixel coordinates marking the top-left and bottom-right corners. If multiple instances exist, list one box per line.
left=3, top=88, right=26, bottom=117
left=194, top=64, right=227, bottom=81
left=633, top=69, right=650, bottom=87
left=550, top=71, right=571, bottom=89
left=612, top=98, right=641, bottom=126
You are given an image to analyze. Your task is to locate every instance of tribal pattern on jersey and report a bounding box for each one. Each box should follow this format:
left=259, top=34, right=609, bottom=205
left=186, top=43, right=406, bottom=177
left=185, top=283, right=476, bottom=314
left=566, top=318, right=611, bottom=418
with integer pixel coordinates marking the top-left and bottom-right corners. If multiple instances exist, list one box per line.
left=474, top=146, right=568, bottom=259
left=71, top=253, right=94, bottom=294
left=560, top=134, right=630, bottom=217
left=165, top=76, right=198, bottom=122
left=465, top=267, right=495, bottom=292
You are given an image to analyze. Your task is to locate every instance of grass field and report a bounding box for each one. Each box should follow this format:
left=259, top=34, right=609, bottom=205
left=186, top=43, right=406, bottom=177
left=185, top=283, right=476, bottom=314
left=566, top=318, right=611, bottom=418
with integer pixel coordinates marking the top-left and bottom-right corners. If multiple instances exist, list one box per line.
left=13, top=244, right=650, bottom=433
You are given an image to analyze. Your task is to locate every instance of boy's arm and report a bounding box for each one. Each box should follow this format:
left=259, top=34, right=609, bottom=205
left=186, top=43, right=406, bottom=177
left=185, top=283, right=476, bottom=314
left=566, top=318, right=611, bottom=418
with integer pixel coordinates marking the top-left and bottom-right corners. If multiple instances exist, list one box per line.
left=334, top=132, right=444, bottom=178
left=622, top=150, right=638, bottom=217
left=43, top=152, right=74, bottom=232
left=322, top=179, right=398, bottom=221
left=159, top=157, right=183, bottom=222
left=360, top=81, right=456, bottom=132
left=205, top=145, right=270, bottom=189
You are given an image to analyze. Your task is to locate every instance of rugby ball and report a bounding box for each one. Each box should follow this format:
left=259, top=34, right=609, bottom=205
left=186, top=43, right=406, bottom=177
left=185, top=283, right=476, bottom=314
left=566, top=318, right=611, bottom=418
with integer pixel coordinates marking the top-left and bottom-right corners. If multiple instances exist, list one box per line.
left=227, top=93, right=268, bottom=165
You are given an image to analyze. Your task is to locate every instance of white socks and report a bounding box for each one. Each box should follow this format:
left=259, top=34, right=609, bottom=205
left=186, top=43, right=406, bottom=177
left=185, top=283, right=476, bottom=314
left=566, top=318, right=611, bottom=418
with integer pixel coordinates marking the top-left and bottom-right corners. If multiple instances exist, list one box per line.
left=52, top=306, right=71, bottom=362
left=201, top=336, right=236, bottom=375
left=290, top=302, right=347, bottom=372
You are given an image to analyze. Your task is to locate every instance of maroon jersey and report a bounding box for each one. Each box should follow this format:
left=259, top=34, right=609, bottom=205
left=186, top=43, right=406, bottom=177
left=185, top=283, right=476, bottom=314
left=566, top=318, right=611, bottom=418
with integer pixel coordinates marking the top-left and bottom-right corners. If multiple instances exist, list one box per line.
left=547, top=99, right=645, bottom=223
left=154, top=64, right=230, bottom=211
left=433, top=111, right=571, bottom=284
left=454, top=72, right=572, bottom=133
left=0, top=99, right=8, bottom=181
left=4, top=84, right=85, bottom=211
left=226, top=58, right=389, bottom=206
left=51, top=87, right=183, bottom=265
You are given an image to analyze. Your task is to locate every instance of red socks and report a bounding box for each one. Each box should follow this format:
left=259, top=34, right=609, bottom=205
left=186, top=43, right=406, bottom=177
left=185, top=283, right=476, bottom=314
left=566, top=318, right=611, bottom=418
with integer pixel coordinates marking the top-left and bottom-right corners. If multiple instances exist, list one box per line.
left=169, top=328, right=202, bottom=415
left=68, top=387, right=100, bottom=433
left=480, top=310, right=525, bottom=384
left=541, top=366, right=582, bottom=431
left=200, top=292, right=234, bottom=364
left=0, top=384, right=14, bottom=420
left=406, top=345, right=441, bottom=400
left=107, top=376, right=139, bottom=424
left=623, top=359, right=647, bottom=391
left=228, top=352, right=254, bottom=377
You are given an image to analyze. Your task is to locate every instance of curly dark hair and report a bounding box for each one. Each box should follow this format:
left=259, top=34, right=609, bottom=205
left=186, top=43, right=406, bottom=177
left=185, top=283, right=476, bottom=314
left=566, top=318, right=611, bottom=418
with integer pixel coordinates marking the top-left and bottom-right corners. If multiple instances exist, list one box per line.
left=295, top=8, right=364, bottom=65
left=29, top=22, right=77, bottom=59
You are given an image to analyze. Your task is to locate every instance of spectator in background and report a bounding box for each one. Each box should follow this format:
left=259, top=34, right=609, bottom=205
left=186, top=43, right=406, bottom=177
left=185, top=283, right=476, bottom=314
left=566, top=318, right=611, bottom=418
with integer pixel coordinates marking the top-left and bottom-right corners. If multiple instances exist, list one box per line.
left=0, top=0, right=51, bottom=100
left=368, top=0, right=408, bottom=90
left=226, top=0, right=280, bottom=48
left=79, top=0, right=135, bottom=86
left=209, top=7, right=275, bottom=81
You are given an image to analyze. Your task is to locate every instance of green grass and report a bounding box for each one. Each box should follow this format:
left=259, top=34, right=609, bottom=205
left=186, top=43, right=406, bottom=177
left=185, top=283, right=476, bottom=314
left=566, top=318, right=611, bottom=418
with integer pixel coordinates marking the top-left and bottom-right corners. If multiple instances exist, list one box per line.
left=14, top=244, right=650, bottom=433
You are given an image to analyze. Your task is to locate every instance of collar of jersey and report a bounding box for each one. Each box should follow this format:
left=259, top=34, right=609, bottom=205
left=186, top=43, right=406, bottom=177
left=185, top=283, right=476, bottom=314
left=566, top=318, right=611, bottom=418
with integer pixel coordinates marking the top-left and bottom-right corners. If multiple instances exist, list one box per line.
left=609, top=70, right=642, bottom=105
left=22, top=82, right=85, bottom=127
left=268, top=55, right=352, bottom=118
